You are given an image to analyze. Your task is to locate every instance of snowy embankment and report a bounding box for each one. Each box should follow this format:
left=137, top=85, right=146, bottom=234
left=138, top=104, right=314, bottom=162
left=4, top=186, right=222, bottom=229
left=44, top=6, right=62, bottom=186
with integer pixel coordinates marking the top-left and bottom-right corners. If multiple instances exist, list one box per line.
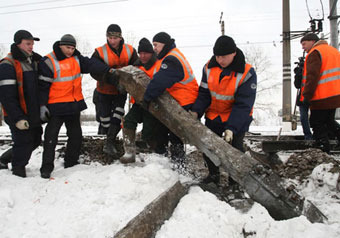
left=0, top=125, right=340, bottom=238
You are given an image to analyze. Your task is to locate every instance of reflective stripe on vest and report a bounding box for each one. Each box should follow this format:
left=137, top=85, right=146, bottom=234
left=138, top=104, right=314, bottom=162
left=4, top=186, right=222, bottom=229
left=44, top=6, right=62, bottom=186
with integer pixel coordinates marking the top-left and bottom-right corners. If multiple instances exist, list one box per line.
left=95, top=43, right=133, bottom=94
left=301, top=43, right=340, bottom=102
left=46, top=52, right=83, bottom=104
left=206, top=63, right=253, bottom=122
left=154, top=48, right=198, bottom=106
left=1, top=54, right=27, bottom=116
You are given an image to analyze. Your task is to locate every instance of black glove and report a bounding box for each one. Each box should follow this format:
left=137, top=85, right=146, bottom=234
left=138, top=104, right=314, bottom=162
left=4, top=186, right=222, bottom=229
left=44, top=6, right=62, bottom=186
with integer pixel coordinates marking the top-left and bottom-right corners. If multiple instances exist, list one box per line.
left=141, top=99, right=150, bottom=110
left=106, top=69, right=119, bottom=87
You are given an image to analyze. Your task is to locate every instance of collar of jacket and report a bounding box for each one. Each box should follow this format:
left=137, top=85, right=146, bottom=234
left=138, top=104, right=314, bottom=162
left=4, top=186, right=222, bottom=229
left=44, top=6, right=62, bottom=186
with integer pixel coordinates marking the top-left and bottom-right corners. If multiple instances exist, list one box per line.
left=133, top=53, right=157, bottom=70
left=53, top=41, right=80, bottom=61
left=106, top=37, right=125, bottom=55
left=208, top=48, right=246, bottom=73
left=10, top=43, right=42, bottom=62
left=312, top=40, right=328, bottom=49
left=157, top=40, right=176, bottom=59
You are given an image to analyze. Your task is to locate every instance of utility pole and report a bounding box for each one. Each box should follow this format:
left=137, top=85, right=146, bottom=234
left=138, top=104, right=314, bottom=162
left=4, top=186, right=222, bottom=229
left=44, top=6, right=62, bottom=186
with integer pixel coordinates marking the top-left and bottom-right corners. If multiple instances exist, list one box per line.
left=282, top=0, right=292, bottom=129
left=329, top=0, right=339, bottom=49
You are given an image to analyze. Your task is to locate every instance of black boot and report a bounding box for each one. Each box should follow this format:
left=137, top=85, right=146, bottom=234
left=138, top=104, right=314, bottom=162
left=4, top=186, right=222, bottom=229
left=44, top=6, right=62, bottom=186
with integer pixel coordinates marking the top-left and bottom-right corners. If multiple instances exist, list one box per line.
left=314, top=138, right=330, bottom=154
left=0, top=148, right=12, bottom=170
left=12, top=166, right=26, bottom=178
left=103, top=124, right=121, bottom=156
left=120, top=128, right=136, bottom=164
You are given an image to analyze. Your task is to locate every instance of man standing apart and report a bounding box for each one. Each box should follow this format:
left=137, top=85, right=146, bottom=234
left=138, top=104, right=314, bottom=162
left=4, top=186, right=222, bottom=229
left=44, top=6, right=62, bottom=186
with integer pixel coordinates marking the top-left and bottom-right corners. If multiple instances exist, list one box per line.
left=0, top=30, right=42, bottom=177
left=143, top=32, right=198, bottom=165
left=300, top=33, right=340, bottom=153
left=191, top=35, right=257, bottom=185
left=91, top=24, right=138, bottom=157
left=39, top=34, right=111, bottom=179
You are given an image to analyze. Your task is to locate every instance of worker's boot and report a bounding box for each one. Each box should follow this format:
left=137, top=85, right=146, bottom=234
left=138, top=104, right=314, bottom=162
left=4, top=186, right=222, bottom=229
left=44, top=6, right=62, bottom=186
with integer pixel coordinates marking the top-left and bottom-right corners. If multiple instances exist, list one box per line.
left=120, top=128, right=136, bottom=164
left=103, top=124, right=121, bottom=156
left=314, top=138, right=330, bottom=154
left=0, top=148, right=12, bottom=170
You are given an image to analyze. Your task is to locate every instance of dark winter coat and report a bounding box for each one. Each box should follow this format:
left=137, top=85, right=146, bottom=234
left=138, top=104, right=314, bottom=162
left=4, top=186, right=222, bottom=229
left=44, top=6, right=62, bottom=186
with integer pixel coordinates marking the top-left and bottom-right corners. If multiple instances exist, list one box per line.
left=39, top=41, right=111, bottom=116
left=0, top=44, right=42, bottom=128
left=143, top=42, right=193, bottom=110
left=191, top=49, right=257, bottom=134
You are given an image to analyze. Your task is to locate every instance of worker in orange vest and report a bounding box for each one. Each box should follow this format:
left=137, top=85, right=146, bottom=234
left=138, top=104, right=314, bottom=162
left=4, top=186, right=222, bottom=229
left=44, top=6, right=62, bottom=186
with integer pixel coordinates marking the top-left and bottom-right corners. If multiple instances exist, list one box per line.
left=143, top=32, right=198, bottom=167
left=120, top=38, right=168, bottom=164
left=90, top=24, right=138, bottom=157
left=0, top=30, right=42, bottom=177
left=300, top=33, right=340, bottom=153
left=38, top=34, right=112, bottom=179
left=191, top=35, right=257, bottom=186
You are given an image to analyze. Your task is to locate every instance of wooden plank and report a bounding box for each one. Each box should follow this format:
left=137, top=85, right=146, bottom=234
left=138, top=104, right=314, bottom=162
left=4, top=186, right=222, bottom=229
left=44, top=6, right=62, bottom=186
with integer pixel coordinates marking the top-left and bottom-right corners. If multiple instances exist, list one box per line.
left=114, top=181, right=188, bottom=238
left=116, top=65, right=327, bottom=223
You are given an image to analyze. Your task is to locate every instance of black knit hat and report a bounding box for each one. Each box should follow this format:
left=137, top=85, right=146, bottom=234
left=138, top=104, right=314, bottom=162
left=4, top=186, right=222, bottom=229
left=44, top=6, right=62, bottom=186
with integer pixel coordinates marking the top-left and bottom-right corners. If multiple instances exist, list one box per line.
left=300, top=33, right=320, bottom=43
left=138, top=38, right=153, bottom=53
left=213, top=35, right=237, bottom=56
left=153, top=32, right=172, bottom=45
left=106, top=24, right=122, bottom=37
left=14, top=30, right=40, bottom=44
left=59, top=34, right=76, bottom=47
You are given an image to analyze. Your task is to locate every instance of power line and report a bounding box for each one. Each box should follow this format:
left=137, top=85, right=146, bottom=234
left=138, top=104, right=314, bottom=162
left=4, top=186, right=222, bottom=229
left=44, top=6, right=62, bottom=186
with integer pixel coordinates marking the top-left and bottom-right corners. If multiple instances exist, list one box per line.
left=0, top=0, right=127, bottom=15
left=0, top=0, right=67, bottom=9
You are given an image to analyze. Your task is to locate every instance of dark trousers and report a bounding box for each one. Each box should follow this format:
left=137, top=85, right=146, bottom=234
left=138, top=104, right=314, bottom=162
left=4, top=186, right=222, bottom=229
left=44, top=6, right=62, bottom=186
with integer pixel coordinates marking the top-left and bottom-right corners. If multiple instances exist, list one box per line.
left=204, top=118, right=245, bottom=176
left=310, top=109, right=339, bottom=141
left=97, top=92, right=127, bottom=128
left=299, top=104, right=312, bottom=140
left=9, top=126, right=42, bottom=167
left=41, top=113, right=82, bottom=172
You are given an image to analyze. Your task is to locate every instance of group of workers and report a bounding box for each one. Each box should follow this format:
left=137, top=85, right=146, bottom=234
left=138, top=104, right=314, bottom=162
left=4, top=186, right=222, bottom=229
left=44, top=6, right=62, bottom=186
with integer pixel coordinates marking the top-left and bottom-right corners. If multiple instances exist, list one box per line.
left=1, top=24, right=337, bottom=191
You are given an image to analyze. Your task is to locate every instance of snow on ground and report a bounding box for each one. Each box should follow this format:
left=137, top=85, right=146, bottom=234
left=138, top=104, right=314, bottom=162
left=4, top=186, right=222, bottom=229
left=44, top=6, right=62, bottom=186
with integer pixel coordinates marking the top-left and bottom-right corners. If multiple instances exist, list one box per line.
left=0, top=125, right=340, bottom=238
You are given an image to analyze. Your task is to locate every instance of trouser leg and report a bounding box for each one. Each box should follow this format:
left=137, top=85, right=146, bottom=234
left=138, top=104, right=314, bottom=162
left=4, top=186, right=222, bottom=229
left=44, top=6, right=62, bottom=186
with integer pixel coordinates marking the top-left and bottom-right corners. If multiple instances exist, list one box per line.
left=299, top=105, right=313, bottom=139
left=64, top=113, right=82, bottom=168
left=41, top=116, right=64, bottom=173
left=310, top=109, right=330, bottom=153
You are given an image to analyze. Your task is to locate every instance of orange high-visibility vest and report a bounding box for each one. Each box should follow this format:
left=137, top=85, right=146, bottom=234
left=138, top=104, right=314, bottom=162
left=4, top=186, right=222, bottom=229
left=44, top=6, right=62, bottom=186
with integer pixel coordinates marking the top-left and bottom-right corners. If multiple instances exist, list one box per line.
left=95, top=43, right=133, bottom=95
left=301, top=43, right=340, bottom=102
left=154, top=48, right=198, bottom=106
left=205, top=63, right=253, bottom=122
left=1, top=53, right=27, bottom=116
left=46, top=52, right=83, bottom=104
left=130, top=62, right=158, bottom=104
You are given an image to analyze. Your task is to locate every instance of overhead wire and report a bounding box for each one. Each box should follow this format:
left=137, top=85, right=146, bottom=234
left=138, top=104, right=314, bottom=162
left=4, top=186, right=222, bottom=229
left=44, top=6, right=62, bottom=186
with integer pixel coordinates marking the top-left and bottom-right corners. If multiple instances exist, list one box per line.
left=0, top=0, right=67, bottom=9
left=0, top=0, right=127, bottom=15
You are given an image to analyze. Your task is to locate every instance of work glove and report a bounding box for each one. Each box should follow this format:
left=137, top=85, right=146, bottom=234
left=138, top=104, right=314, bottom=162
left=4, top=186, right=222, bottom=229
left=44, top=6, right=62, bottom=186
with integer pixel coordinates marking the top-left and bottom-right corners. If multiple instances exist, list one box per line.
left=40, top=105, right=50, bottom=122
left=188, top=110, right=198, bottom=119
left=141, top=99, right=150, bottom=110
left=224, top=129, right=233, bottom=143
left=15, top=120, right=29, bottom=130
left=106, top=69, right=119, bottom=87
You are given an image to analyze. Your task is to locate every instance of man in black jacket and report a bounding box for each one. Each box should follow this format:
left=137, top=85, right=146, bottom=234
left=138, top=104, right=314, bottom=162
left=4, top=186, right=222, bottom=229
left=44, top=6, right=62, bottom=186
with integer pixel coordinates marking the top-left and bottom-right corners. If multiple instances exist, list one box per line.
left=0, top=30, right=42, bottom=177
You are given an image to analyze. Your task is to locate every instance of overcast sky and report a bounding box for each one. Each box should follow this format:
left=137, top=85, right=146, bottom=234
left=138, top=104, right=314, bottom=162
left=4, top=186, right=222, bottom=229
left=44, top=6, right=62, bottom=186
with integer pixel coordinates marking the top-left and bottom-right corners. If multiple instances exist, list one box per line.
left=0, top=0, right=337, bottom=81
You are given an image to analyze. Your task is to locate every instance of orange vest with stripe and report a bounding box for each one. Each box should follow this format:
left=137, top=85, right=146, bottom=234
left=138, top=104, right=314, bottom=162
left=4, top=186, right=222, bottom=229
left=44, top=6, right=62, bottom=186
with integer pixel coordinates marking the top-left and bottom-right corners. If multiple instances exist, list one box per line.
left=301, top=43, right=340, bottom=102
left=95, top=43, right=134, bottom=95
left=46, top=53, right=83, bottom=104
left=1, top=53, right=27, bottom=116
left=130, top=63, right=158, bottom=104
left=206, top=63, right=253, bottom=122
left=154, top=48, right=198, bottom=106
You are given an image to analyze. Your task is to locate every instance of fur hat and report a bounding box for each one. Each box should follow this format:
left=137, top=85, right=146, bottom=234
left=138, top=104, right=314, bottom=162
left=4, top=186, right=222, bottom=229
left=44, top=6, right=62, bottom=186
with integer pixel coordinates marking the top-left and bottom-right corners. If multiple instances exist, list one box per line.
left=59, top=34, right=76, bottom=47
left=138, top=38, right=153, bottom=53
left=213, top=35, right=237, bottom=56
